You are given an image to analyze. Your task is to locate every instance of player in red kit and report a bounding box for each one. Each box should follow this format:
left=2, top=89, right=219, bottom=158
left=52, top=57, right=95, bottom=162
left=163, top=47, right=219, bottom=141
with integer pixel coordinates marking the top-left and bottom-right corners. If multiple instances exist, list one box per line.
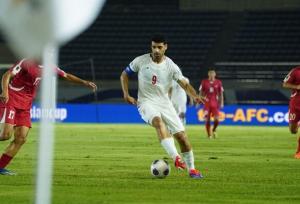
left=283, top=66, right=300, bottom=159
left=199, top=69, right=224, bottom=139
left=0, top=59, right=97, bottom=175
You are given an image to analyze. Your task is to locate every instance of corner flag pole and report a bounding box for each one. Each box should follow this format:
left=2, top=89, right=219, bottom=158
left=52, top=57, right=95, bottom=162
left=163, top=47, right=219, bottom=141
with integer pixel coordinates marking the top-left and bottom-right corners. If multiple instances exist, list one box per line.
left=35, top=43, right=58, bottom=204
left=0, top=1, right=105, bottom=204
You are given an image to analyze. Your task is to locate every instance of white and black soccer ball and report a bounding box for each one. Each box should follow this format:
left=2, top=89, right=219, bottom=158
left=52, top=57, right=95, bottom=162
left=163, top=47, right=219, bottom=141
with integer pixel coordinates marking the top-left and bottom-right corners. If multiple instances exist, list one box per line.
left=150, top=159, right=170, bottom=178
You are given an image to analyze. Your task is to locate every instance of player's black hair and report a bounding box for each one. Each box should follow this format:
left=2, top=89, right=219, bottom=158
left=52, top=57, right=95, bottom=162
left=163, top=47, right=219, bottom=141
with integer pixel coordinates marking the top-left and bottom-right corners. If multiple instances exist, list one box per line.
left=151, top=34, right=167, bottom=44
left=208, top=68, right=216, bottom=72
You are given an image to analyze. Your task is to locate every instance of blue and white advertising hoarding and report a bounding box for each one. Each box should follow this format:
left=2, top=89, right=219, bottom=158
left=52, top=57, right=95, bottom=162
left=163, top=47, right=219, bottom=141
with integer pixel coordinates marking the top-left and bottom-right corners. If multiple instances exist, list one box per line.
left=31, top=104, right=289, bottom=126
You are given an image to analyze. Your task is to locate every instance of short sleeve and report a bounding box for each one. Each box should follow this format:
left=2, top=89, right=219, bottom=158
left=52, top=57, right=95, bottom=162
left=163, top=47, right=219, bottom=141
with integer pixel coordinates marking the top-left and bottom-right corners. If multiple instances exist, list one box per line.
left=9, top=59, right=27, bottom=75
left=284, top=69, right=295, bottom=84
left=170, top=61, right=184, bottom=81
left=128, top=57, right=140, bottom=73
left=199, top=80, right=204, bottom=91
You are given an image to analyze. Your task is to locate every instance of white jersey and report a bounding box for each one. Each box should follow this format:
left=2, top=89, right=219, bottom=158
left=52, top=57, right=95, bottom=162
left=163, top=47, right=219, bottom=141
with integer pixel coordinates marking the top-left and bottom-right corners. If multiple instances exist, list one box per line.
left=128, top=54, right=185, bottom=104
left=170, top=77, right=188, bottom=113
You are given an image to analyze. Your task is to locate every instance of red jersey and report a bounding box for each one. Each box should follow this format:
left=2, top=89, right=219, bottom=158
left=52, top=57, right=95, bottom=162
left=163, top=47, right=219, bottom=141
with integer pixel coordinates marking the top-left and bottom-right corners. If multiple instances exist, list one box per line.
left=284, top=66, right=300, bottom=99
left=199, top=79, right=223, bottom=105
left=6, top=59, right=66, bottom=110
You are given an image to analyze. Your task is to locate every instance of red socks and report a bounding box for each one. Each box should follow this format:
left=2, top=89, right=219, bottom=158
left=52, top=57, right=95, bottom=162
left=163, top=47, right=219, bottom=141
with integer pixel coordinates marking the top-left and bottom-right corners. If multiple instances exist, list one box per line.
left=213, top=120, right=219, bottom=132
left=0, top=154, right=13, bottom=169
left=205, top=121, right=211, bottom=136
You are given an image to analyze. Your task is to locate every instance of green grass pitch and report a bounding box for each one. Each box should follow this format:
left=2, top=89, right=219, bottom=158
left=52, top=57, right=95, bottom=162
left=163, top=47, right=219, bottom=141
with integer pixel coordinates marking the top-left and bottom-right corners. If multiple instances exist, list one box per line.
left=1, top=124, right=300, bottom=204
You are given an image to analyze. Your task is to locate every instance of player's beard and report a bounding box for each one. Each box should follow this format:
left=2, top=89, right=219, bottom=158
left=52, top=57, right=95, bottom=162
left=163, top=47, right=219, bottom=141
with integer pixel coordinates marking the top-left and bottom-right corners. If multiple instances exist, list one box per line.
left=152, top=52, right=162, bottom=62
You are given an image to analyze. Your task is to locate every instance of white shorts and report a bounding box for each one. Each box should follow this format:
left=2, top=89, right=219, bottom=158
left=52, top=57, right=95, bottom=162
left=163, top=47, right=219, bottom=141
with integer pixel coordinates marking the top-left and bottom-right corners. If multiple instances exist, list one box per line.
left=137, top=101, right=185, bottom=135
left=172, top=102, right=187, bottom=115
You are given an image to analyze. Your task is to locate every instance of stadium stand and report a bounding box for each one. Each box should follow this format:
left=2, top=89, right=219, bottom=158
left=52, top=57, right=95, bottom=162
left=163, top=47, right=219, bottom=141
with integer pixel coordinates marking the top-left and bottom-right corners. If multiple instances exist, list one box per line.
left=236, top=89, right=288, bottom=104
left=59, top=0, right=226, bottom=81
left=215, top=10, right=300, bottom=80
left=1, top=0, right=297, bottom=104
left=227, top=10, right=300, bottom=62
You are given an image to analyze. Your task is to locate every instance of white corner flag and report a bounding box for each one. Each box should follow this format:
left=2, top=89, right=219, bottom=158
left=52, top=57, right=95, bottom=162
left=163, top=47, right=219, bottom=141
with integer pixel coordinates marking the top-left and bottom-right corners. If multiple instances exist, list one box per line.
left=0, top=1, right=106, bottom=204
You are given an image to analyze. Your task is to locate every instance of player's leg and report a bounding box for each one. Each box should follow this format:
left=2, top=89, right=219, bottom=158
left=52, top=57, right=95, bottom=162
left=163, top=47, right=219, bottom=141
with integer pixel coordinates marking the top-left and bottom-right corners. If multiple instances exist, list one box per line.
left=0, top=107, right=18, bottom=175
left=138, top=103, right=182, bottom=165
left=162, top=106, right=203, bottom=178
left=173, top=131, right=203, bottom=178
left=288, top=106, right=300, bottom=159
left=0, top=123, right=14, bottom=172
left=0, top=125, right=30, bottom=175
left=204, top=107, right=212, bottom=138
left=0, top=123, right=14, bottom=141
left=152, top=117, right=187, bottom=169
left=151, top=116, right=181, bottom=160
left=289, top=123, right=300, bottom=159
left=0, top=107, right=14, bottom=141
left=172, top=131, right=193, bottom=168
left=289, top=123, right=298, bottom=134
left=0, top=109, right=31, bottom=175
left=152, top=116, right=170, bottom=140
left=212, top=107, right=220, bottom=138
left=3, top=126, right=30, bottom=157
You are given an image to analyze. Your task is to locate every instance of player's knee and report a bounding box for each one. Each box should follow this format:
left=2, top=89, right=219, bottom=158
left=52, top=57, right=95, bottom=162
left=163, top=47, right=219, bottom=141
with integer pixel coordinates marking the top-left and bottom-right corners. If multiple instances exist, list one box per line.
left=290, top=128, right=298, bottom=134
left=174, top=132, right=190, bottom=145
left=289, top=124, right=298, bottom=134
left=0, top=130, right=13, bottom=141
left=152, top=117, right=164, bottom=129
left=14, top=135, right=27, bottom=145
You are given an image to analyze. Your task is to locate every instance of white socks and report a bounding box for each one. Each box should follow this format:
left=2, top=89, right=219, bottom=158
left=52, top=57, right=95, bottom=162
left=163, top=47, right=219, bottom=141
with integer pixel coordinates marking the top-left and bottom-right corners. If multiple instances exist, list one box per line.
left=161, top=138, right=196, bottom=170
left=160, top=137, right=179, bottom=160
left=182, top=150, right=195, bottom=170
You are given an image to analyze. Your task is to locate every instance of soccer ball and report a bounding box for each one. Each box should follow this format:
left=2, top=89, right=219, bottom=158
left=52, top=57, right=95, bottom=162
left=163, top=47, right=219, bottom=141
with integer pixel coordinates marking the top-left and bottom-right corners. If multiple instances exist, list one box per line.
left=150, top=159, right=170, bottom=178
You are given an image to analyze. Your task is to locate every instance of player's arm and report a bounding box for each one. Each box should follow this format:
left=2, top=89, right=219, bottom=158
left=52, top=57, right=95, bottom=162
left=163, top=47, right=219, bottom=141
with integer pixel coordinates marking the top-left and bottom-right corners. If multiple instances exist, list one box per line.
left=0, top=70, right=14, bottom=103
left=282, top=82, right=300, bottom=90
left=198, top=82, right=206, bottom=98
left=62, top=72, right=97, bottom=92
left=196, top=89, right=204, bottom=108
left=282, top=69, right=300, bottom=90
left=219, top=83, right=224, bottom=108
left=188, top=95, right=194, bottom=106
left=1, top=60, right=25, bottom=103
left=219, top=91, right=224, bottom=108
left=120, top=70, right=137, bottom=105
left=177, top=79, right=204, bottom=104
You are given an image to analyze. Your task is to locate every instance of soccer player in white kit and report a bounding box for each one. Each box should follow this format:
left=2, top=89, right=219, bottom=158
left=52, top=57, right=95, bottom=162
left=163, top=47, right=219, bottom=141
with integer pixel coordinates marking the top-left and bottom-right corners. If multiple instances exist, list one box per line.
left=169, top=77, right=193, bottom=125
left=120, top=35, right=204, bottom=178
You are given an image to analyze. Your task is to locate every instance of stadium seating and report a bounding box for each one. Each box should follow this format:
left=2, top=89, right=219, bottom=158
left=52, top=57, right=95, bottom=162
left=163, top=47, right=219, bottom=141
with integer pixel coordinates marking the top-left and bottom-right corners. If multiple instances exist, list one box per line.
left=215, top=64, right=289, bottom=80
left=227, top=11, right=300, bottom=62
left=60, top=6, right=300, bottom=82
left=236, top=89, right=288, bottom=104
left=57, top=4, right=299, bottom=104
left=59, top=0, right=226, bottom=81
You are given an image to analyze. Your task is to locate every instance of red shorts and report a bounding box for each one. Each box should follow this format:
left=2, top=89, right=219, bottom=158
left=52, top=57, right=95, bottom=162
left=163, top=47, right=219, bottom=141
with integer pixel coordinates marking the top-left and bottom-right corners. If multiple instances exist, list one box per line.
left=289, top=98, right=300, bottom=125
left=203, top=103, right=220, bottom=120
left=0, top=106, right=31, bottom=128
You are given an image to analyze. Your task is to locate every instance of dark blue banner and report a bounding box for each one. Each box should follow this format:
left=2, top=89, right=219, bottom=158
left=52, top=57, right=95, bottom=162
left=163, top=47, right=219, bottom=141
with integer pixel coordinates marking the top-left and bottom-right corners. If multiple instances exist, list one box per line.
left=30, top=104, right=289, bottom=126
